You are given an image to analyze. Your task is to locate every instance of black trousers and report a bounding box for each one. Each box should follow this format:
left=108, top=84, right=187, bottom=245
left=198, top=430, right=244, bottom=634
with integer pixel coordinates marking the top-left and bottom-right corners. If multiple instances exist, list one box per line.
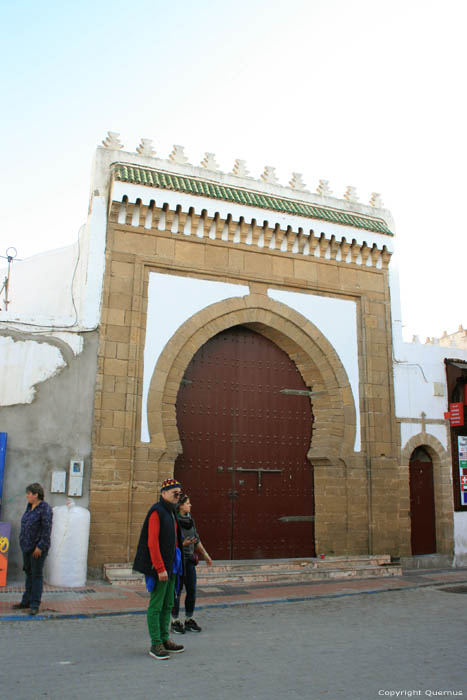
left=21, top=550, right=47, bottom=608
left=172, top=558, right=197, bottom=618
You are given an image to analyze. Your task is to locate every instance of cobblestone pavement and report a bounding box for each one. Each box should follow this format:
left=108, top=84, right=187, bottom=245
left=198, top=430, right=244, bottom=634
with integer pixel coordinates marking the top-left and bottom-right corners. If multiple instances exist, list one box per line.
left=1, top=587, right=466, bottom=700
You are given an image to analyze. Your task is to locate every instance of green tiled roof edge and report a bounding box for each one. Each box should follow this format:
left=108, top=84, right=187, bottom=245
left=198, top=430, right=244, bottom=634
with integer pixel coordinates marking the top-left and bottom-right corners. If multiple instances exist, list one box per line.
left=112, top=164, right=393, bottom=235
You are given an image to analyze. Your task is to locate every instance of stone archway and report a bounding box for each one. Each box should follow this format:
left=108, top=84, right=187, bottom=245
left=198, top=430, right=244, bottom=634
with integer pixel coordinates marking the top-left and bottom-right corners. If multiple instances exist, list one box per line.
left=146, top=293, right=357, bottom=463
left=132, top=292, right=359, bottom=557
left=400, top=433, right=454, bottom=556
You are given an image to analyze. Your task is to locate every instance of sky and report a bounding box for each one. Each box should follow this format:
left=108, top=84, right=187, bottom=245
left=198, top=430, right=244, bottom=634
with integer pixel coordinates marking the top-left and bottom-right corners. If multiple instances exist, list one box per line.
left=1, top=0, right=465, bottom=340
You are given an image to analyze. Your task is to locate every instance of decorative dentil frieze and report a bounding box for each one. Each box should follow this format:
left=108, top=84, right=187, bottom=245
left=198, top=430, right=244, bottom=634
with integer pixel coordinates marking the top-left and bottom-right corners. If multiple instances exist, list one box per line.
left=111, top=196, right=392, bottom=271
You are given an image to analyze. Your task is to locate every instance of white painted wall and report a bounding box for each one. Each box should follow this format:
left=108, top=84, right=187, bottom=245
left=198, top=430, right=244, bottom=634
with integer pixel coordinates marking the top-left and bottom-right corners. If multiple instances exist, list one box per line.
left=141, top=273, right=249, bottom=441
left=0, top=193, right=107, bottom=336
left=0, top=336, right=66, bottom=406
left=392, top=301, right=467, bottom=462
left=268, top=288, right=360, bottom=452
left=0, top=244, right=80, bottom=324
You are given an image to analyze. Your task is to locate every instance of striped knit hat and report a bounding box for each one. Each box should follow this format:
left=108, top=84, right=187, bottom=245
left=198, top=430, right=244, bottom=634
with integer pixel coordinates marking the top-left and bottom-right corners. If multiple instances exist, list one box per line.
left=160, top=478, right=182, bottom=492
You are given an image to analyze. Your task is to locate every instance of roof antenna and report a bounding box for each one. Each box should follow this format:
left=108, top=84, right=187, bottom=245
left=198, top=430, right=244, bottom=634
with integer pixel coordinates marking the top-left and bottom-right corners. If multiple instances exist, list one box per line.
left=0, top=247, right=18, bottom=311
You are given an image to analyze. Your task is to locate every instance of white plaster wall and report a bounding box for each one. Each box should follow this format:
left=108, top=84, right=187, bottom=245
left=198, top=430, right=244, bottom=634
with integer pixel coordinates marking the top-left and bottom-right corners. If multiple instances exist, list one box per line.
left=390, top=249, right=467, bottom=427
left=0, top=194, right=107, bottom=336
left=268, top=289, right=360, bottom=452
left=454, top=512, right=467, bottom=566
left=142, top=273, right=249, bottom=441
left=0, top=336, right=66, bottom=406
left=0, top=244, right=79, bottom=324
left=393, top=327, right=467, bottom=461
left=80, top=196, right=107, bottom=329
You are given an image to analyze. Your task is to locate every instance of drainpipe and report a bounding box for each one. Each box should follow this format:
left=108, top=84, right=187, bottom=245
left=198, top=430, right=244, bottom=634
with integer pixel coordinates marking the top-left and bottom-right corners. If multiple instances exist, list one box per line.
left=0, top=433, right=7, bottom=520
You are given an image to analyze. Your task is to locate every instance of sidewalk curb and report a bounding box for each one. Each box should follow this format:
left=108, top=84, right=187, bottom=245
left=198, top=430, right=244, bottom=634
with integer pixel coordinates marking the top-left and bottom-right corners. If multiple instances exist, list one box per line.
left=2, top=577, right=466, bottom=622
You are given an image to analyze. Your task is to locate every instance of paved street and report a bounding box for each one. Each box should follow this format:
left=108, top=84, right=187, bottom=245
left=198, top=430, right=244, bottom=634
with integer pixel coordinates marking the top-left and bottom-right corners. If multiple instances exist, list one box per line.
left=1, top=586, right=466, bottom=700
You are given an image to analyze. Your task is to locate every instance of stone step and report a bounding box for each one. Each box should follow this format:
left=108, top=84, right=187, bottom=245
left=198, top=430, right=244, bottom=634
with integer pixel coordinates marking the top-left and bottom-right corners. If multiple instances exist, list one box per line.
left=103, top=556, right=400, bottom=586
left=205, top=555, right=392, bottom=573
left=197, top=564, right=402, bottom=586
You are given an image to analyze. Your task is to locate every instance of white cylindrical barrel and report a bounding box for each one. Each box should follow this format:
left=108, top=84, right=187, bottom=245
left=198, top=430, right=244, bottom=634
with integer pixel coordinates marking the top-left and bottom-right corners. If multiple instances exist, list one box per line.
left=45, top=499, right=90, bottom=587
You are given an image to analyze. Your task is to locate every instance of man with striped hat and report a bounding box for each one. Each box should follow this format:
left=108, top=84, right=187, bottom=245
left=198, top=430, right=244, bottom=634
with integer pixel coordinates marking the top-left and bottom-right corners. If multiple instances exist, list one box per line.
left=133, top=478, right=185, bottom=660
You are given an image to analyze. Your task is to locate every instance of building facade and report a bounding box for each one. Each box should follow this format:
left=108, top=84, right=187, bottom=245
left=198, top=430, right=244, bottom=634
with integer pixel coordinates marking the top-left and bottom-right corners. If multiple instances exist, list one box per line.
left=1, top=133, right=466, bottom=575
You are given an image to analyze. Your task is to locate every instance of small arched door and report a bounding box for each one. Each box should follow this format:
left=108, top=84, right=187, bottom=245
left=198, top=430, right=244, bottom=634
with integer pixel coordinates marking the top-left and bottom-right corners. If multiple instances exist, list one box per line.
left=174, top=325, right=315, bottom=560
left=409, top=446, right=436, bottom=555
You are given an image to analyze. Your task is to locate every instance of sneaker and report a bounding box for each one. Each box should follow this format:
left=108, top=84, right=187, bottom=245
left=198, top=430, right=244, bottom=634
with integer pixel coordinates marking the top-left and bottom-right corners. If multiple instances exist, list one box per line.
left=185, top=618, right=202, bottom=633
left=29, top=608, right=39, bottom=616
left=163, top=639, right=185, bottom=653
left=149, top=644, right=170, bottom=660
left=12, top=602, right=29, bottom=610
left=171, top=620, right=186, bottom=635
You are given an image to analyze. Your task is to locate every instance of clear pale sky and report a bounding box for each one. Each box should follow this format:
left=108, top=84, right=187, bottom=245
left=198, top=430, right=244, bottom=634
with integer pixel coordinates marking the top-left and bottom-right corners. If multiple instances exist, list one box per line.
left=1, top=0, right=465, bottom=340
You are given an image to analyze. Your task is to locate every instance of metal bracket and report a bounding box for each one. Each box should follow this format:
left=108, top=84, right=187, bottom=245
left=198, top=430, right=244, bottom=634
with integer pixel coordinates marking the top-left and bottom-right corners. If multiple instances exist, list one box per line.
left=280, top=389, right=326, bottom=397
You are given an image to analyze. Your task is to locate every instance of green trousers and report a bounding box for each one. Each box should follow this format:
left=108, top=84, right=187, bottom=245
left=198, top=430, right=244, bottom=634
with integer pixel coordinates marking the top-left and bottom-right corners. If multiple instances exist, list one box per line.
left=147, top=574, right=176, bottom=645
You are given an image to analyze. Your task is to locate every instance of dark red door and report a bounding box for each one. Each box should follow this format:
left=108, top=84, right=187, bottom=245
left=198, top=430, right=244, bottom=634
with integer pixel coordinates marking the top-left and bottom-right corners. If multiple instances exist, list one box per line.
left=409, top=447, right=436, bottom=555
left=174, top=326, right=315, bottom=559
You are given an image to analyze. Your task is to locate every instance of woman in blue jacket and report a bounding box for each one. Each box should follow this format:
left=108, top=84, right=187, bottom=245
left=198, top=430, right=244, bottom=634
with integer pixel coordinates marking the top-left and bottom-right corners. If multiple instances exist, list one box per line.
left=12, top=483, right=53, bottom=615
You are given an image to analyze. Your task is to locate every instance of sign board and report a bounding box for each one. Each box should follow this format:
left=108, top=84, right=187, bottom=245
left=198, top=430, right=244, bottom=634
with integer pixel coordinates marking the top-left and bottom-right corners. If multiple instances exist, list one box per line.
left=0, top=521, right=11, bottom=587
left=450, top=402, right=464, bottom=426
left=458, top=435, right=467, bottom=506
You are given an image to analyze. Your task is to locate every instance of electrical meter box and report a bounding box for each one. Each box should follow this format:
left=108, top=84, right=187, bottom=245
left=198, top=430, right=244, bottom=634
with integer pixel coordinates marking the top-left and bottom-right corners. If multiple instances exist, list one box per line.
left=68, top=460, right=84, bottom=497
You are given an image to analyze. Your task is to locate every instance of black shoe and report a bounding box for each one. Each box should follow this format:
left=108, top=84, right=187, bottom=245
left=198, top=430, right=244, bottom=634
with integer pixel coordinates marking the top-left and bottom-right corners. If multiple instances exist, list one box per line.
left=163, top=639, right=185, bottom=653
left=171, top=620, right=185, bottom=635
left=12, top=602, right=29, bottom=610
left=185, top=618, right=202, bottom=632
left=149, top=644, right=170, bottom=660
left=29, top=608, right=39, bottom=616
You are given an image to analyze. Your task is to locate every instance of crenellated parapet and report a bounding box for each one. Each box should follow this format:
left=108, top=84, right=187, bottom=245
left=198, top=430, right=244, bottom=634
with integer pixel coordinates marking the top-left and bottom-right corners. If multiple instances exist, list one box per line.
left=96, top=131, right=394, bottom=277
left=99, top=131, right=394, bottom=228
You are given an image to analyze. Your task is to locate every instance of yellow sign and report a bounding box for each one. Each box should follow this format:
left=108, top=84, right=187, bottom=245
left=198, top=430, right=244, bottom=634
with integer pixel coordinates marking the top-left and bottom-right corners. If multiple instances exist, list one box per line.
left=0, top=537, right=9, bottom=553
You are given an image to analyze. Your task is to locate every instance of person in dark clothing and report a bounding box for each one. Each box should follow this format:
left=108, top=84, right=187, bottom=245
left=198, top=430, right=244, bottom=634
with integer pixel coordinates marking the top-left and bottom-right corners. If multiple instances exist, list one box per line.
left=133, top=478, right=186, bottom=660
left=12, top=483, right=53, bottom=615
left=171, top=494, right=212, bottom=634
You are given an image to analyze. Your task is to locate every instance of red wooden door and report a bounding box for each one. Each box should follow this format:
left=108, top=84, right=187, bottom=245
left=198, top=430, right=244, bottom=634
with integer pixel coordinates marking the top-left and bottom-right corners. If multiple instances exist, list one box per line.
left=409, top=447, right=436, bottom=555
left=175, top=326, right=315, bottom=559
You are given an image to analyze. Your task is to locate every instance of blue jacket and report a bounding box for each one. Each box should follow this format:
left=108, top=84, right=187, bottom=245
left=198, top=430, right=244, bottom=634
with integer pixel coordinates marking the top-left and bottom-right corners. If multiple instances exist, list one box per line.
left=19, top=501, right=53, bottom=553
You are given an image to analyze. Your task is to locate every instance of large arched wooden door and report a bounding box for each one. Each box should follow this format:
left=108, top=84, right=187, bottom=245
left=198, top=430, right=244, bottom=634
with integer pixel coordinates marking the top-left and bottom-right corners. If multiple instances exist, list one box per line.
left=174, top=325, right=315, bottom=560
left=409, top=447, right=437, bottom=555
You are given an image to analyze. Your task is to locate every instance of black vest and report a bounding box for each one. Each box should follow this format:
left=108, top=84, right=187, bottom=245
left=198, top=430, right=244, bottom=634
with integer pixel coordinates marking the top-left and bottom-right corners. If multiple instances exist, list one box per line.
left=133, top=498, right=183, bottom=578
